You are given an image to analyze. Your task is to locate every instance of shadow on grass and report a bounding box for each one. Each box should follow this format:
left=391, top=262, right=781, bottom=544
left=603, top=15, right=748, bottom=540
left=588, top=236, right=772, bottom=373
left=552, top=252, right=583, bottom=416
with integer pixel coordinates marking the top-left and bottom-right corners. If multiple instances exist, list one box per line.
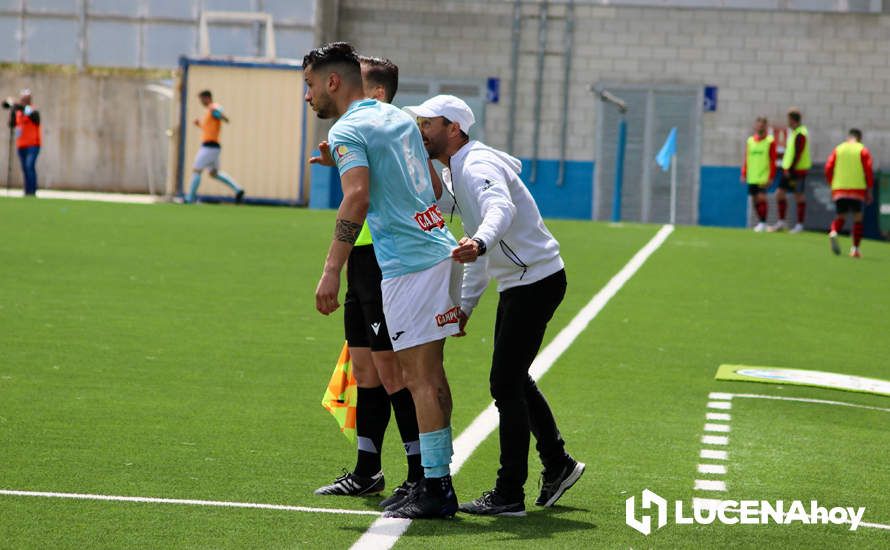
left=340, top=505, right=596, bottom=541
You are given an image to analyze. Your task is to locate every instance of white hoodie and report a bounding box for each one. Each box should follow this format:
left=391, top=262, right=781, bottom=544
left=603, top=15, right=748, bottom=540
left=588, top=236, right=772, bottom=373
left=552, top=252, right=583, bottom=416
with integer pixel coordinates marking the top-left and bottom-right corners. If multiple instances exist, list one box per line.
left=438, top=140, right=564, bottom=317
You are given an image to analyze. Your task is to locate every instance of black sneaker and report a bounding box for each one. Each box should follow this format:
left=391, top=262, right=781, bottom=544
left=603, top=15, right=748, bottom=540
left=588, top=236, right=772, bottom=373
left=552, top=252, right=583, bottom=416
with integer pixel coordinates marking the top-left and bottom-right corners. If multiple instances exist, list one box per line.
left=235, top=189, right=245, bottom=204
left=380, top=479, right=420, bottom=510
left=382, top=476, right=458, bottom=519
left=459, top=489, right=526, bottom=517
left=535, top=458, right=585, bottom=507
left=314, top=470, right=384, bottom=496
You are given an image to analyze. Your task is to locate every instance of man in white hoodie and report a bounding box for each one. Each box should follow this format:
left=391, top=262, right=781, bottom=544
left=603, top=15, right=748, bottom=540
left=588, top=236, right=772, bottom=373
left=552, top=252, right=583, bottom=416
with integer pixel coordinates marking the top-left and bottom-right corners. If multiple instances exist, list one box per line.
left=407, top=95, right=585, bottom=517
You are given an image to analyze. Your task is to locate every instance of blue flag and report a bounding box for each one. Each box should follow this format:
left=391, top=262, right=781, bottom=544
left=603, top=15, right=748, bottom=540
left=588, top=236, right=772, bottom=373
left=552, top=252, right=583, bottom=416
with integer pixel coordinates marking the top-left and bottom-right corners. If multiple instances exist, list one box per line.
left=655, top=127, right=677, bottom=172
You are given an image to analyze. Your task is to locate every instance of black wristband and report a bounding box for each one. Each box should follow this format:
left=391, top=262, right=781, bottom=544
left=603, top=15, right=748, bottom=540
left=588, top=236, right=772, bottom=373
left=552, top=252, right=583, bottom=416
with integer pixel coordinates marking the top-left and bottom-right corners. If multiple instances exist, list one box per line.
left=472, top=237, right=486, bottom=256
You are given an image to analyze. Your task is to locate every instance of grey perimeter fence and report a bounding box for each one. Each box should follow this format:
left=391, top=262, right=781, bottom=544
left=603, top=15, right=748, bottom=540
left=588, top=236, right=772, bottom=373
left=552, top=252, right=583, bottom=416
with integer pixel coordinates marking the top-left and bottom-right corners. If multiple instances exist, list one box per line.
left=0, top=0, right=316, bottom=69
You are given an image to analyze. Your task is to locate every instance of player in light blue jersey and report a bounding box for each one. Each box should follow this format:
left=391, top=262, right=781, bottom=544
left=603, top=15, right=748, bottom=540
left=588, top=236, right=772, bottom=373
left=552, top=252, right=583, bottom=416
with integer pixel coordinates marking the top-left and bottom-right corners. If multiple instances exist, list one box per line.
left=303, top=42, right=461, bottom=519
left=328, top=99, right=456, bottom=277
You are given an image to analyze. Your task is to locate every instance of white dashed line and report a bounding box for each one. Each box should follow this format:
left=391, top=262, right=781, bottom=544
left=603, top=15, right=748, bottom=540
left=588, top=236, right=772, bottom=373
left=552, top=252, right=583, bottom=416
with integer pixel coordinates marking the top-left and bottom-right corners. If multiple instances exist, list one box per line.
left=700, top=449, right=729, bottom=460
left=698, top=464, right=728, bottom=475
left=694, top=480, right=727, bottom=492
left=701, top=435, right=729, bottom=446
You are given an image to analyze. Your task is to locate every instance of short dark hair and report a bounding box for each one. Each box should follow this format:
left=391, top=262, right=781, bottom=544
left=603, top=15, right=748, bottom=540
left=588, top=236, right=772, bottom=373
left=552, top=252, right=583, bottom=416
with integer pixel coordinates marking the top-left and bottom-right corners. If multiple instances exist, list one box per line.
left=787, top=108, right=802, bottom=123
left=198, top=90, right=212, bottom=99
left=849, top=128, right=862, bottom=141
left=302, top=42, right=362, bottom=87
left=358, top=55, right=399, bottom=103
left=755, top=116, right=768, bottom=125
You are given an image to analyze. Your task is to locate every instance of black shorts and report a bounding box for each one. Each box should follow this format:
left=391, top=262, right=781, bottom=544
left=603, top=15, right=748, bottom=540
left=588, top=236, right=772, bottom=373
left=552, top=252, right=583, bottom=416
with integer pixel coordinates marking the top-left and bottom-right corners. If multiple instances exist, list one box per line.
left=779, top=172, right=807, bottom=193
left=748, top=183, right=768, bottom=196
left=344, top=244, right=393, bottom=351
left=835, top=198, right=863, bottom=214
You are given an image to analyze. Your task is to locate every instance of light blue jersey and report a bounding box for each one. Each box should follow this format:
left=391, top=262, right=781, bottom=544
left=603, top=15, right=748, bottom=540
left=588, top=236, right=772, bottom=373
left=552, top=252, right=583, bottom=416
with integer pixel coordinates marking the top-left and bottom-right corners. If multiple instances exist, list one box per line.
left=329, top=99, right=457, bottom=279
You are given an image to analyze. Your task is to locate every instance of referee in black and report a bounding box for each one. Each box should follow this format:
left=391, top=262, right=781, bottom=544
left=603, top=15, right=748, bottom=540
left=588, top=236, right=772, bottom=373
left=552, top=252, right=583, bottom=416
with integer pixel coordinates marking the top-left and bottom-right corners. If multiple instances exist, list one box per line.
left=409, top=94, right=585, bottom=517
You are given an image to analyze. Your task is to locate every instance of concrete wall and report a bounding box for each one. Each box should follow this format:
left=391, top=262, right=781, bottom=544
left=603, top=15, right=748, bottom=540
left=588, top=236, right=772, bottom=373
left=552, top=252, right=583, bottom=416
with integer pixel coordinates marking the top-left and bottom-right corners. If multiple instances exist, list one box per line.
left=1, top=66, right=171, bottom=193
left=338, top=1, right=890, bottom=165
left=6, top=3, right=890, bottom=219
left=335, top=0, right=890, bottom=222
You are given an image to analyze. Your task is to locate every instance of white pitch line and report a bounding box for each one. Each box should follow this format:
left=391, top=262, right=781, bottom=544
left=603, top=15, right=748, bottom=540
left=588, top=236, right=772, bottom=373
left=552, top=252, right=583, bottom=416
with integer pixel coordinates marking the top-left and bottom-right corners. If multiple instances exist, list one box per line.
left=350, top=225, right=676, bottom=550
left=701, top=435, right=729, bottom=446
left=692, top=500, right=890, bottom=532
left=730, top=393, right=890, bottom=413
left=700, top=449, right=728, bottom=460
left=694, top=391, right=890, bottom=531
left=694, top=480, right=727, bottom=492
left=708, top=392, right=734, bottom=400
left=704, top=423, right=731, bottom=433
left=857, top=521, right=890, bottom=530
left=0, top=189, right=161, bottom=204
left=0, top=490, right=381, bottom=516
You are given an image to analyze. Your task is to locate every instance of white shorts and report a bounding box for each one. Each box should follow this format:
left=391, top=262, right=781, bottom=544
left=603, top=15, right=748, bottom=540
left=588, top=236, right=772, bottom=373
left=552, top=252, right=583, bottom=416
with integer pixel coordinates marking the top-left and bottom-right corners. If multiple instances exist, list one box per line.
left=193, top=145, right=221, bottom=171
left=381, top=258, right=463, bottom=352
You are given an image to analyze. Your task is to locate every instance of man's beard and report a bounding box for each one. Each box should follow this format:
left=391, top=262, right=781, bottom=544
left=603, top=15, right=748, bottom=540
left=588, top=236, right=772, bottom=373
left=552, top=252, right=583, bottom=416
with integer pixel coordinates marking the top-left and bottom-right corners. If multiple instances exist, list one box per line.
left=313, top=95, right=336, bottom=119
left=424, top=137, right=445, bottom=159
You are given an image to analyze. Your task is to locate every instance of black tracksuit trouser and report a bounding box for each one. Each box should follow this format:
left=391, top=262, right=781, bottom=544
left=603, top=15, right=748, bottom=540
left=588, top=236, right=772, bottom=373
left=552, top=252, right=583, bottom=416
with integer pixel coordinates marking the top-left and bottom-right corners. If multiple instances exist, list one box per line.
left=490, top=268, right=569, bottom=500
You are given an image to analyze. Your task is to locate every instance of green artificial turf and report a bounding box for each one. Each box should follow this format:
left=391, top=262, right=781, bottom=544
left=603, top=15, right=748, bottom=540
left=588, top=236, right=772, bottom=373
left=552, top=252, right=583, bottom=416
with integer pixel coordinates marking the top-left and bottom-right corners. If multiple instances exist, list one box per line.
left=1, top=198, right=888, bottom=548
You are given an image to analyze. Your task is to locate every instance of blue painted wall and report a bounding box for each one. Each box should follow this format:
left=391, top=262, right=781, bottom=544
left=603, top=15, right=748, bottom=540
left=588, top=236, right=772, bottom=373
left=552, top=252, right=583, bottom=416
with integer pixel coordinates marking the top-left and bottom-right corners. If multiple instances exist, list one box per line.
left=308, top=155, right=595, bottom=220
left=307, top=151, right=343, bottom=210
left=308, top=156, right=802, bottom=231
left=699, top=166, right=747, bottom=228
left=518, top=159, right=595, bottom=220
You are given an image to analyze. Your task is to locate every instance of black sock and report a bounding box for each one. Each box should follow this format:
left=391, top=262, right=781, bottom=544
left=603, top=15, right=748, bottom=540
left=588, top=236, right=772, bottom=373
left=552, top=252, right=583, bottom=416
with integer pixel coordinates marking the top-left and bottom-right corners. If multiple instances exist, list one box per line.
left=354, top=385, right=390, bottom=478
left=389, top=388, right=423, bottom=482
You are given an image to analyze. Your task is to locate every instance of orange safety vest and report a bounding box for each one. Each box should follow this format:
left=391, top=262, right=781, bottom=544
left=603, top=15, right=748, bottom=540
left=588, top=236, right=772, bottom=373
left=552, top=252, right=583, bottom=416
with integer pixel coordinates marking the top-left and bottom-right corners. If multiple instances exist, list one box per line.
left=200, top=103, right=223, bottom=144
left=15, top=108, right=41, bottom=149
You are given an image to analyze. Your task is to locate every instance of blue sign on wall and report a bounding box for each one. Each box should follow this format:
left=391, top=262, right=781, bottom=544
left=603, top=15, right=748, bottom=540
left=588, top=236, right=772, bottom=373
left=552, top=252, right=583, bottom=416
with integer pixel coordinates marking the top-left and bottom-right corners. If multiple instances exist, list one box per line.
left=703, top=85, right=718, bottom=112
left=486, top=77, right=500, bottom=103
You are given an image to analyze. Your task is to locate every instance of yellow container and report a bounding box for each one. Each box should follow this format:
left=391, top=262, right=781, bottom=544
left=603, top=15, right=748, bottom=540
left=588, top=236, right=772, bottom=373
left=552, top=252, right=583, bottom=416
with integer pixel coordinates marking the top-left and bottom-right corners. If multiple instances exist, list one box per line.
left=171, top=57, right=313, bottom=205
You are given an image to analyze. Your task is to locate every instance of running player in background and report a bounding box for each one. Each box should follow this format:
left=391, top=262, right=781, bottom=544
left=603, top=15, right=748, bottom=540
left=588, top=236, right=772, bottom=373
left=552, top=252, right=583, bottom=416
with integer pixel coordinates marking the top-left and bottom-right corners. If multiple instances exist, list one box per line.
left=772, top=108, right=810, bottom=233
left=741, top=116, right=776, bottom=232
left=185, top=90, right=245, bottom=204
left=312, top=56, right=424, bottom=511
left=303, top=42, right=461, bottom=519
left=825, top=128, right=874, bottom=258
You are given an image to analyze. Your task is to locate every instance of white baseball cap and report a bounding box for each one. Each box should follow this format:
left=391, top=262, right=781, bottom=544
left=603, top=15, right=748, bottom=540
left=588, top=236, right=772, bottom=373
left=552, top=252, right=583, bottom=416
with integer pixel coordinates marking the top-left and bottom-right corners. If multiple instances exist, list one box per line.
left=404, top=95, right=475, bottom=133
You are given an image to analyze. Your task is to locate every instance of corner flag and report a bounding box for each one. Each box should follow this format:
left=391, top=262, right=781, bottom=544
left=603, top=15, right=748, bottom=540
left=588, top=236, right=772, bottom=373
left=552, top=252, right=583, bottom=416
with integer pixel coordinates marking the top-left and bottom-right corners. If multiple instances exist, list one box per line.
left=321, top=342, right=357, bottom=442
left=656, top=127, right=677, bottom=172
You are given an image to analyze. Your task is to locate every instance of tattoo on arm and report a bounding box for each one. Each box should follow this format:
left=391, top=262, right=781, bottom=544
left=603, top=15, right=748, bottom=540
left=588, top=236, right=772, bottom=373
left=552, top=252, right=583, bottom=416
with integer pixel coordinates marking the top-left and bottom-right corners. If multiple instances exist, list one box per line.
left=335, top=219, right=363, bottom=244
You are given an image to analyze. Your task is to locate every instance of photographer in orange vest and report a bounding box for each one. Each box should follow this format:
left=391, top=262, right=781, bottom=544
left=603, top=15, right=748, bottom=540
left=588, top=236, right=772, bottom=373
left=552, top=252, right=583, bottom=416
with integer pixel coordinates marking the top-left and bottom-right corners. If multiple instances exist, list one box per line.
left=825, top=128, right=874, bottom=258
left=3, top=88, right=41, bottom=196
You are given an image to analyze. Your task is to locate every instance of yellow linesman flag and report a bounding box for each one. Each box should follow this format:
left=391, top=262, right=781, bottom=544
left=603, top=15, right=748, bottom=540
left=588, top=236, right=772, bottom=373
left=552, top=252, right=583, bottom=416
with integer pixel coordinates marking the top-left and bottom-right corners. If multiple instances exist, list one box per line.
left=321, top=342, right=357, bottom=442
